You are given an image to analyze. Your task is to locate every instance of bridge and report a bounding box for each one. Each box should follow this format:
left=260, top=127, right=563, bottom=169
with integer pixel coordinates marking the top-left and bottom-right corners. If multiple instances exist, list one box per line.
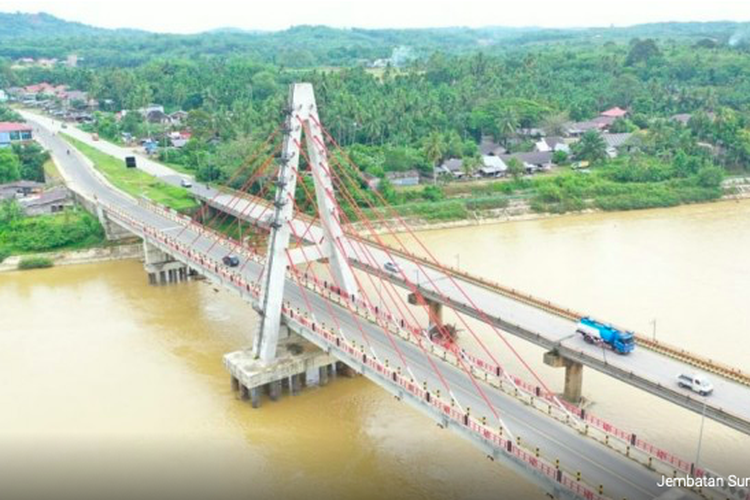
left=22, top=84, right=749, bottom=500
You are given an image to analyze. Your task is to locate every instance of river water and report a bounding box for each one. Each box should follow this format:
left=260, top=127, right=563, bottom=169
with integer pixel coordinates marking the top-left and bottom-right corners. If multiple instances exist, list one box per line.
left=1, top=199, right=749, bottom=500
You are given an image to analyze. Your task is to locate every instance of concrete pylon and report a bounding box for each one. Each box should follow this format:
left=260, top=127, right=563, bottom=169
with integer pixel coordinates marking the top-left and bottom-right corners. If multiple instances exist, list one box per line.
left=253, top=83, right=358, bottom=364
left=543, top=351, right=584, bottom=404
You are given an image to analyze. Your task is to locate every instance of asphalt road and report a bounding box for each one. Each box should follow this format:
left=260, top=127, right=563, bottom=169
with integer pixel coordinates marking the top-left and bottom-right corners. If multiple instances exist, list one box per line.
left=26, top=114, right=705, bottom=500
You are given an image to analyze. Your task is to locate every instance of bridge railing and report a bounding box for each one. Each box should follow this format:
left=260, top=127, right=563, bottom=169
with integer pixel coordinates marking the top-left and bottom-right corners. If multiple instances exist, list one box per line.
left=287, top=268, right=707, bottom=484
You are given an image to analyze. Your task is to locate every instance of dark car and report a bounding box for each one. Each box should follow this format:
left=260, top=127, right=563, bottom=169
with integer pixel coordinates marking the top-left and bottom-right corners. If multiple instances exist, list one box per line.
left=222, top=255, right=240, bottom=267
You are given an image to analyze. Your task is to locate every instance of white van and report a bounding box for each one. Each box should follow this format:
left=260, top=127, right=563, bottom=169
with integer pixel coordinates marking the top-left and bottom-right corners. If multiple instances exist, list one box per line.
left=676, top=373, right=714, bottom=396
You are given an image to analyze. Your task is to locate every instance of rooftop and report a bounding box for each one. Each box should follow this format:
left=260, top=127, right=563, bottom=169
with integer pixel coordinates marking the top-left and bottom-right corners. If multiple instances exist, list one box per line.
left=0, top=122, right=32, bottom=133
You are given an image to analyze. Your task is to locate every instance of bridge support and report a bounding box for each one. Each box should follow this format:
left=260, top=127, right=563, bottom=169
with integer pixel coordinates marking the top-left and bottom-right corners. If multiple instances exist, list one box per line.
left=253, top=83, right=358, bottom=364
left=544, top=351, right=583, bottom=404
left=142, top=241, right=190, bottom=285
left=408, top=293, right=443, bottom=330
left=225, top=334, right=339, bottom=408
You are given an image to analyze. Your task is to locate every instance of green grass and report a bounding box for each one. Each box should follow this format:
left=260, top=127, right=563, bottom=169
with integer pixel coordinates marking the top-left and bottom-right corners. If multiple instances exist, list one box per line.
left=42, top=158, right=64, bottom=185
left=63, top=134, right=198, bottom=212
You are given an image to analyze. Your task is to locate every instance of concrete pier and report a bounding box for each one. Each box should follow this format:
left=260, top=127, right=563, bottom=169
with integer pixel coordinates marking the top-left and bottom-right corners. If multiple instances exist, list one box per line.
left=225, top=334, right=338, bottom=408
left=143, top=241, right=190, bottom=285
left=544, top=351, right=584, bottom=404
left=408, top=292, right=443, bottom=330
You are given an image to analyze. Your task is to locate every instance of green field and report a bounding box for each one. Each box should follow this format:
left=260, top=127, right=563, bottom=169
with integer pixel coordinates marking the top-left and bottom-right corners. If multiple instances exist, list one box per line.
left=63, top=135, right=198, bottom=212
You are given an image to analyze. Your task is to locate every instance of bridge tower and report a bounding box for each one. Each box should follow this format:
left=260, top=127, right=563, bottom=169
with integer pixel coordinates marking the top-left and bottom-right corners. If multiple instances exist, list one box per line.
left=253, top=83, right=358, bottom=363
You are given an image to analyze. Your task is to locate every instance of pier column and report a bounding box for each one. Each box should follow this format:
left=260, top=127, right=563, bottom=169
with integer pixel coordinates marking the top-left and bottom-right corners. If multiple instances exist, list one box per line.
left=319, top=366, right=329, bottom=386
left=250, top=387, right=262, bottom=408
left=268, top=380, right=282, bottom=401
left=143, top=241, right=189, bottom=285
left=408, top=293, right=443, bottom=330
left=543, top=351, right=584, bottom=404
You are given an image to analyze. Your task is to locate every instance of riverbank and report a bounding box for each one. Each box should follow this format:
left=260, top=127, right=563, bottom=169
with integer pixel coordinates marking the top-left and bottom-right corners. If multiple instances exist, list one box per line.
left=351, top=180, right=750, bottom=234
left=0, top=242, right=143, bottom=273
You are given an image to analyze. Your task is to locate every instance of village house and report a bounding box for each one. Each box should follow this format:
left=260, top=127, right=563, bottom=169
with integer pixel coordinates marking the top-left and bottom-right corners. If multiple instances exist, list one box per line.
left=534, top=136, right=571, bottom=154
left=601, top=132, right=636, bottom=158
left=0, top=122, right=33, bottom=147
left=385, top=170, right=420, bottom=187
left=501, top=151, right=554, bottom=173
left=479, top=135, right=507, bottom=156
left=0, top=180, right=45, bottom=201
left=18, top=187, right=74, bottom=216
left=478, top=155, right=508, bottom=178
left=437, top=158, right=466, bottom=179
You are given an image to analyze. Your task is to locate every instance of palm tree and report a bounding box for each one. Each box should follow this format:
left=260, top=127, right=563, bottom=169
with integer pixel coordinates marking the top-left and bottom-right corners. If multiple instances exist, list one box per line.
left=495, top=107, right=519, bottom=146
left=424, top=131, right=447, bottom=184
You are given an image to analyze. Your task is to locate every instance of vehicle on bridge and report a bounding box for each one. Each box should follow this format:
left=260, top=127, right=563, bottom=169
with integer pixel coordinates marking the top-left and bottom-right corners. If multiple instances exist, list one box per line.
left=222, top=255, right=240, bottom=267
left=383, top=261, right=400, bottom=274
left=576, top=317, right=635, bottom=354
left=677, top=373, right=714, bottom=396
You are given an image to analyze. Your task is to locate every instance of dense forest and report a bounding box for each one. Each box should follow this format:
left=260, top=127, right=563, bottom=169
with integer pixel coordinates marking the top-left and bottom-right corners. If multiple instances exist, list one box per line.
left=2, top=13, right=750, bottom=218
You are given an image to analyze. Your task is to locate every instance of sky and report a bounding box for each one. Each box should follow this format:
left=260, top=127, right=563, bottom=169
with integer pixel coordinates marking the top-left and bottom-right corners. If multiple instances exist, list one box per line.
left=3, top=0, right=750, bottom=33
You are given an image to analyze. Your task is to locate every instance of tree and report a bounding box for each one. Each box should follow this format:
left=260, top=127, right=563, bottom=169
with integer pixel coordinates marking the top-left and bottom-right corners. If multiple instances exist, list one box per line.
left=0, top=148, right=21, bottom=183
left=507, top=157, right=524, bottom=179
left=573, top=131, right=607, bottom=163
left=542, top=111, right=570, bottom=136
left=0, top=199, right=23, bottom=224
left=626, top=39, right=661, bottom=66
left=696, top=165, right=724, bottom=188
left=423, top=131, right=446, bottom=183
left=495, top=107, right=519, bottom=146
left=461, top=154, right=482, bottom=178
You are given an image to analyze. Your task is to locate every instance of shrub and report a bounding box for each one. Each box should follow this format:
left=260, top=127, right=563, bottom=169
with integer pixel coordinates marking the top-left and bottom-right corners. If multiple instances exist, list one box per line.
left=18, top=256, right=54, bottom=270
left=0, top=247, right=10, bottom=263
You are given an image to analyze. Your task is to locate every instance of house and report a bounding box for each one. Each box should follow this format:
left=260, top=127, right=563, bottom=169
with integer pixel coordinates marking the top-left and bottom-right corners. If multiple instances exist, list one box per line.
left=19, top=187, right=73, bottom=216
left=385, top=170, right=420, bottom=187
left=438, top=158, right=465, bottom=178
left=478, top=155, right=507, bottom=178
left=0, top=122, right=33, bottom=147
left=169, top=111, right=189, bottom=124
left=600, top=107, right=628, bottom=119
left=600, top=133, right=635, bottom=158
left=479, top=135, right=507, bottom=156
left=501, top=151, right=554, bottom=173
left=0, top=180, right=45, bottom=201
left=534, top=136, right=571, bottom=154
left=139, top=104, right=165, bottom=116
left=146, top=110, right=170, bottom=124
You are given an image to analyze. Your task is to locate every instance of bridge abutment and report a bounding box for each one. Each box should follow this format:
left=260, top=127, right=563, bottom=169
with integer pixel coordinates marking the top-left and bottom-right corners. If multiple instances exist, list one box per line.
left=544, top=351, right=584, bottom=404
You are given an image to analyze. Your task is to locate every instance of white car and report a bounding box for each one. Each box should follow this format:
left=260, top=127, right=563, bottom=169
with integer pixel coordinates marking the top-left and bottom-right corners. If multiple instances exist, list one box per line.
left=677, top=373, right=714, bottom=396
left=383, top=261, right=400, bottom=274
left=180, top=178, right=193, bottom=188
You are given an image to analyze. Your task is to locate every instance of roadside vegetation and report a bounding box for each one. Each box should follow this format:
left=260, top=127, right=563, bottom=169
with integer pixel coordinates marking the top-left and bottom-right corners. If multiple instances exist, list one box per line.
left=62, top=135, right=198, bottom=211
left=0, top=200, right=105, bottom=256
left=17, top=256, right=54, bottom=270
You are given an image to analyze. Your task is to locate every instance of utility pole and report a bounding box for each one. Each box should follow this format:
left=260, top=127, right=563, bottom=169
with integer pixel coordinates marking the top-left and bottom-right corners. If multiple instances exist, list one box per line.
left=695, top=396, right=707, bottom=469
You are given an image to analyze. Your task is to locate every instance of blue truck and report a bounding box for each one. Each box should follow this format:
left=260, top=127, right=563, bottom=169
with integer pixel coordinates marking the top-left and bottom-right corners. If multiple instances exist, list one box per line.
left=576, top=317, right=635, bottom=354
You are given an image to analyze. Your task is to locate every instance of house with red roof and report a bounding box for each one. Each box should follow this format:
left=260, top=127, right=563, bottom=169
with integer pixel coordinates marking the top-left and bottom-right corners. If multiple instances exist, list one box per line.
left=0, top=122, right=33, bottom=147
left=600, top=107, right=628, bottom=119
